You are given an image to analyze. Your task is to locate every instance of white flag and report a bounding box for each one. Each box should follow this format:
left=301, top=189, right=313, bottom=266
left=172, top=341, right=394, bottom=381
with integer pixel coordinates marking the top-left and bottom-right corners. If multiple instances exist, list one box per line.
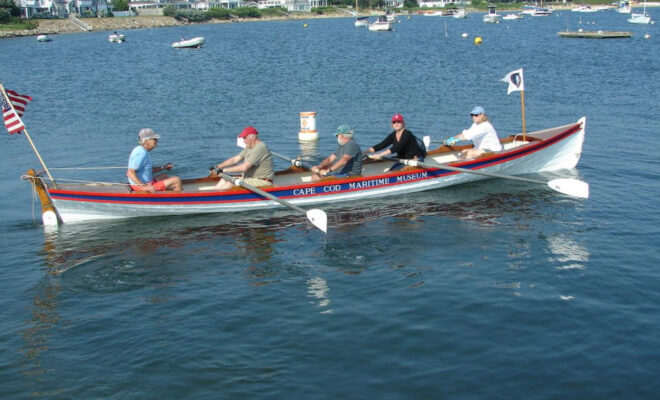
left=501, top=68, right=525, bottom=95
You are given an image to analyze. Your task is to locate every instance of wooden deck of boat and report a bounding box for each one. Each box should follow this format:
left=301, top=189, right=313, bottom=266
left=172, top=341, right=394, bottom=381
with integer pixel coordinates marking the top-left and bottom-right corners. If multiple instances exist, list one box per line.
left=558, top=31, right=633, bottom=39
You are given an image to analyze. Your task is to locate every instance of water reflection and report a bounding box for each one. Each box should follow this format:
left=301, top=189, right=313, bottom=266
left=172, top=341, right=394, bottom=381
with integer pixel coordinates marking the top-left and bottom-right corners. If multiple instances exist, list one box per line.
left=307, top=277, right=332, bottom=314
left=298, top=140, right=319, bottom=163
left=547, top=235, right=590, bottom=271
left=19, top=275, right=61, bottom=392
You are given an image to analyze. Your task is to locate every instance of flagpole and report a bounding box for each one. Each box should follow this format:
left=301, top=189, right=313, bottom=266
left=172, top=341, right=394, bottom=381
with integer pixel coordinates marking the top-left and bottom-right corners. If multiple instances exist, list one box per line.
left=520, top=90, right=526, bottom=141
left=0, top=84, right=57, bottom=187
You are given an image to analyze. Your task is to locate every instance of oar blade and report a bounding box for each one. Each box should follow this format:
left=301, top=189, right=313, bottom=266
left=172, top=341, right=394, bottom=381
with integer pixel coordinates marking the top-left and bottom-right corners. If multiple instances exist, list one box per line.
left=306, top=209, right=328, bottom=233
left=548, top=179, right=589, bottom=199
left=423, top=135, right=431, bottom=149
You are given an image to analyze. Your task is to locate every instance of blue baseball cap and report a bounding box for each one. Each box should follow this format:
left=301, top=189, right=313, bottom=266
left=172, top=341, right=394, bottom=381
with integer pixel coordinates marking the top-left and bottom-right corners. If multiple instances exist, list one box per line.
left=334, top=124, right=354, bottom=137
left=470, top=106, right=485, bottom=115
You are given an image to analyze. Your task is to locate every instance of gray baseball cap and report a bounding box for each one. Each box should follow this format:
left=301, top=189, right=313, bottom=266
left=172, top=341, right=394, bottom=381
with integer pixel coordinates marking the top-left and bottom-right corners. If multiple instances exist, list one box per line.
left=139, top=128, right=161, bottom=141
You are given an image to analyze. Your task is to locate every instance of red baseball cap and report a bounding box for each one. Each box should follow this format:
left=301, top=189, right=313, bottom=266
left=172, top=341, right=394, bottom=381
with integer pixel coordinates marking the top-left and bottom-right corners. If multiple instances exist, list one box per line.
left=238, top=126, right=258, bottom=138
left=391, top=113, right=404, bottom=123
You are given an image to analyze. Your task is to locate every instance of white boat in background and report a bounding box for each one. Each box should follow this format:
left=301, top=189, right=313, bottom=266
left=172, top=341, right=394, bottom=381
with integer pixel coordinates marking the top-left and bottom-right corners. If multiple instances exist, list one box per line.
left=572, top=4, right=597, bottom=12
left=521, top=5, right=551, bottom=15
left=423, top=10, right=444, bottom=16
left=172, top=36, right=205, bottom=49
left=452, top=7, right=467, bottom=19
left=36, top=34, right=52, bottom=42
left=628, top=12, right=651, bottom=24
left=355, top=16, right=369, bottom=27
left=628, top=0, right=652, bottom=24
left=354, top=0, right=369, bottom=27
left=108, top=32, right=125, bottom=43
left=483, top=5, right=501, bottom=23
left=503, top=13, right=523, bottom=20
left=520, top=5, right=539, bottom=15
left=617, top=0, right=631, bottom=13
left=368, top=15, right=393, bottom=31
left=531, top=7, right=553, bottom=16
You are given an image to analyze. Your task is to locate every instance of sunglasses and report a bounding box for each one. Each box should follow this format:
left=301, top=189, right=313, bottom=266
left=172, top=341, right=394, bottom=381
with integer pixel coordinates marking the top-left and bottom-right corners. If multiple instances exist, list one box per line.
left=392, top=120, right=403, bottom=124
left=471, top=114, right=480, bottom=117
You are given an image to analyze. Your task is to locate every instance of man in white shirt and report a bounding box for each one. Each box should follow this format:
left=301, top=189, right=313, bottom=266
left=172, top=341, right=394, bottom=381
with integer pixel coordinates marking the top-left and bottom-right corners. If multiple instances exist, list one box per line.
left=443, top=106, right=503, bottom=160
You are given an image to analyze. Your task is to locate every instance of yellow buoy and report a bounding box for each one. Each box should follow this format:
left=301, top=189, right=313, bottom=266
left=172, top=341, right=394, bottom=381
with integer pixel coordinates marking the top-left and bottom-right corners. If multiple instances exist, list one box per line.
left=303, top=23, right=308, bottom=28
left=474, top=36, right=482, bottom=45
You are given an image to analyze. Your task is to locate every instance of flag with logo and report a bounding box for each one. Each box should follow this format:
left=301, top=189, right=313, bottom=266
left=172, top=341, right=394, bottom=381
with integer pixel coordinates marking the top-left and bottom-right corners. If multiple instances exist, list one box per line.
left=501, top=68, right=525, bottom=95
left=1, top=86, right=32, bottom=134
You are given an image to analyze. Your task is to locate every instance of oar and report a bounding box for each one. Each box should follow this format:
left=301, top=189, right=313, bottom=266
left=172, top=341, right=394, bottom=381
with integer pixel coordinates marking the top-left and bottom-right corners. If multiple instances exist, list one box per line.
left=379, top=156, right=589, bottom=199
left=270, top=151, right=314, bottom=171
left=422, top=135, right=460, bottom=149
left=218, top=172, right=328, bottom=233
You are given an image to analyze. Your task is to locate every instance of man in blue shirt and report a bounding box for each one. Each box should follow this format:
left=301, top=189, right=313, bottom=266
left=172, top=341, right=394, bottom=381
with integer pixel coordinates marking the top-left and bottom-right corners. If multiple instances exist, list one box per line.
left=127, top=128, right=182, bottom=193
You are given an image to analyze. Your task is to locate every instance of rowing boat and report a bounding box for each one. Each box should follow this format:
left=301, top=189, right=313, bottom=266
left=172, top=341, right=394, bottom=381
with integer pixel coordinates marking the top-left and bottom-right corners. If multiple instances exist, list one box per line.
left=24, top=117, right=587, bottom=226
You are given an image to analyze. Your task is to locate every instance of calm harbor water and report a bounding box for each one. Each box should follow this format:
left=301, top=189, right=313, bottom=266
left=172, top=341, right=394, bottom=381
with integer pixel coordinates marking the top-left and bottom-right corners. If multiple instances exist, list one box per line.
left=1, top=10, right=659, bottom=399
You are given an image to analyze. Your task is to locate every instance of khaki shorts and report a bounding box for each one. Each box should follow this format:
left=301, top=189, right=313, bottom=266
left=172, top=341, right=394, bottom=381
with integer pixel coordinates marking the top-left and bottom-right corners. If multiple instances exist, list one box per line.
left=243, top=177, right=272, bottom=187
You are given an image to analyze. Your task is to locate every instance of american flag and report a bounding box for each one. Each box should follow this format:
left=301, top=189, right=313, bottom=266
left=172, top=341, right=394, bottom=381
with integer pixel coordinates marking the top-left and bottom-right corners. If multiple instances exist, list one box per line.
left=2, top=88, right=32, bottom=135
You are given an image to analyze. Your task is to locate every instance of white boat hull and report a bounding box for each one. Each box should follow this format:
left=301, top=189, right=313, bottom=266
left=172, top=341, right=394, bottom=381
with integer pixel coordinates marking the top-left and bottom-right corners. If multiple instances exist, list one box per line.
left=483, top=15, right=501, bottom=23
left=503, top=14, right=523, bottom=20
left=172, top=37, right=205, bottom=48
left=628, top=13, right=651, bottom=24
left=368, top=21, right=393, bottom=31
left=109, top=34, right=125, bottom=43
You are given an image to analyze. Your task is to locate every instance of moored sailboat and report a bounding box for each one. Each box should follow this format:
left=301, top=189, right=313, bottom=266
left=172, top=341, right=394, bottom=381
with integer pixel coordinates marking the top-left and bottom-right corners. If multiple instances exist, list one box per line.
left=628, top=0, right=652, bottom=24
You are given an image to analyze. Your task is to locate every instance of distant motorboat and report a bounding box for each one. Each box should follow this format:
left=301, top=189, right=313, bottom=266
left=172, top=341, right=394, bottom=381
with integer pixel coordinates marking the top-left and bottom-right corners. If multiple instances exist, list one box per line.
left=423, top=10, right=444, bottom=17
left=36, top=34, right=52, bottom=42
left=502, top=13, right=523, bottom=20
left=617, top=0, right=631, bottom=13
left=452, top=7, right=467, bottom=19
left=108, top=32, right=125, bottom=43
left=531, top=7, right=553, bottom=16
left=368, top=15, right=393, bottom=31
left=355, top=16, right=369, bottom=27
left=172, top=36, right=205, bottom=49
left=572, top=4, right=598, bottom=12
left=521, top=5, right=549, bottom=15
left=483, top=6, right=501, bottom=23
left=354, top=0, right=369, bottom=27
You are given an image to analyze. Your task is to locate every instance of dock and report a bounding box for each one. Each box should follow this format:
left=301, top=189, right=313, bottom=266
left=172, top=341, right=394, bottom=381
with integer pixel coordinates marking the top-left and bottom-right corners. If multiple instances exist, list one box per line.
left=558, top=30, right=633, bottom=39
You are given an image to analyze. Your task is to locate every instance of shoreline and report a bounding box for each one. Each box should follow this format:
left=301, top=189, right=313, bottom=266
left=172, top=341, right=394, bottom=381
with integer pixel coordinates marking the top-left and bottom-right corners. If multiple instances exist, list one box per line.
left=0, top=14, right=348, bottom=39
left=2, top=3, right=658, bottom=39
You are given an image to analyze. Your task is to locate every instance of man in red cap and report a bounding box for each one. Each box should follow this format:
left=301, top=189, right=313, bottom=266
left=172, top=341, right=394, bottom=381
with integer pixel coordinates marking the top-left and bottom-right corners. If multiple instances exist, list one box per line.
left=212, top=126, right=274, bottom=190
left=364, top=113, right=426, bottom=171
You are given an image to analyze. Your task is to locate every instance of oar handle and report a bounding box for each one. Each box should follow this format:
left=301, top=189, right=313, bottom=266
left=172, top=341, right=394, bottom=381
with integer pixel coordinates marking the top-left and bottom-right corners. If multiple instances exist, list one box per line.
left=218, top=173, right=329, bottom=231
left=271, top=151, right=312, bottom=170
left=218, top=173, right=305, bottom=213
